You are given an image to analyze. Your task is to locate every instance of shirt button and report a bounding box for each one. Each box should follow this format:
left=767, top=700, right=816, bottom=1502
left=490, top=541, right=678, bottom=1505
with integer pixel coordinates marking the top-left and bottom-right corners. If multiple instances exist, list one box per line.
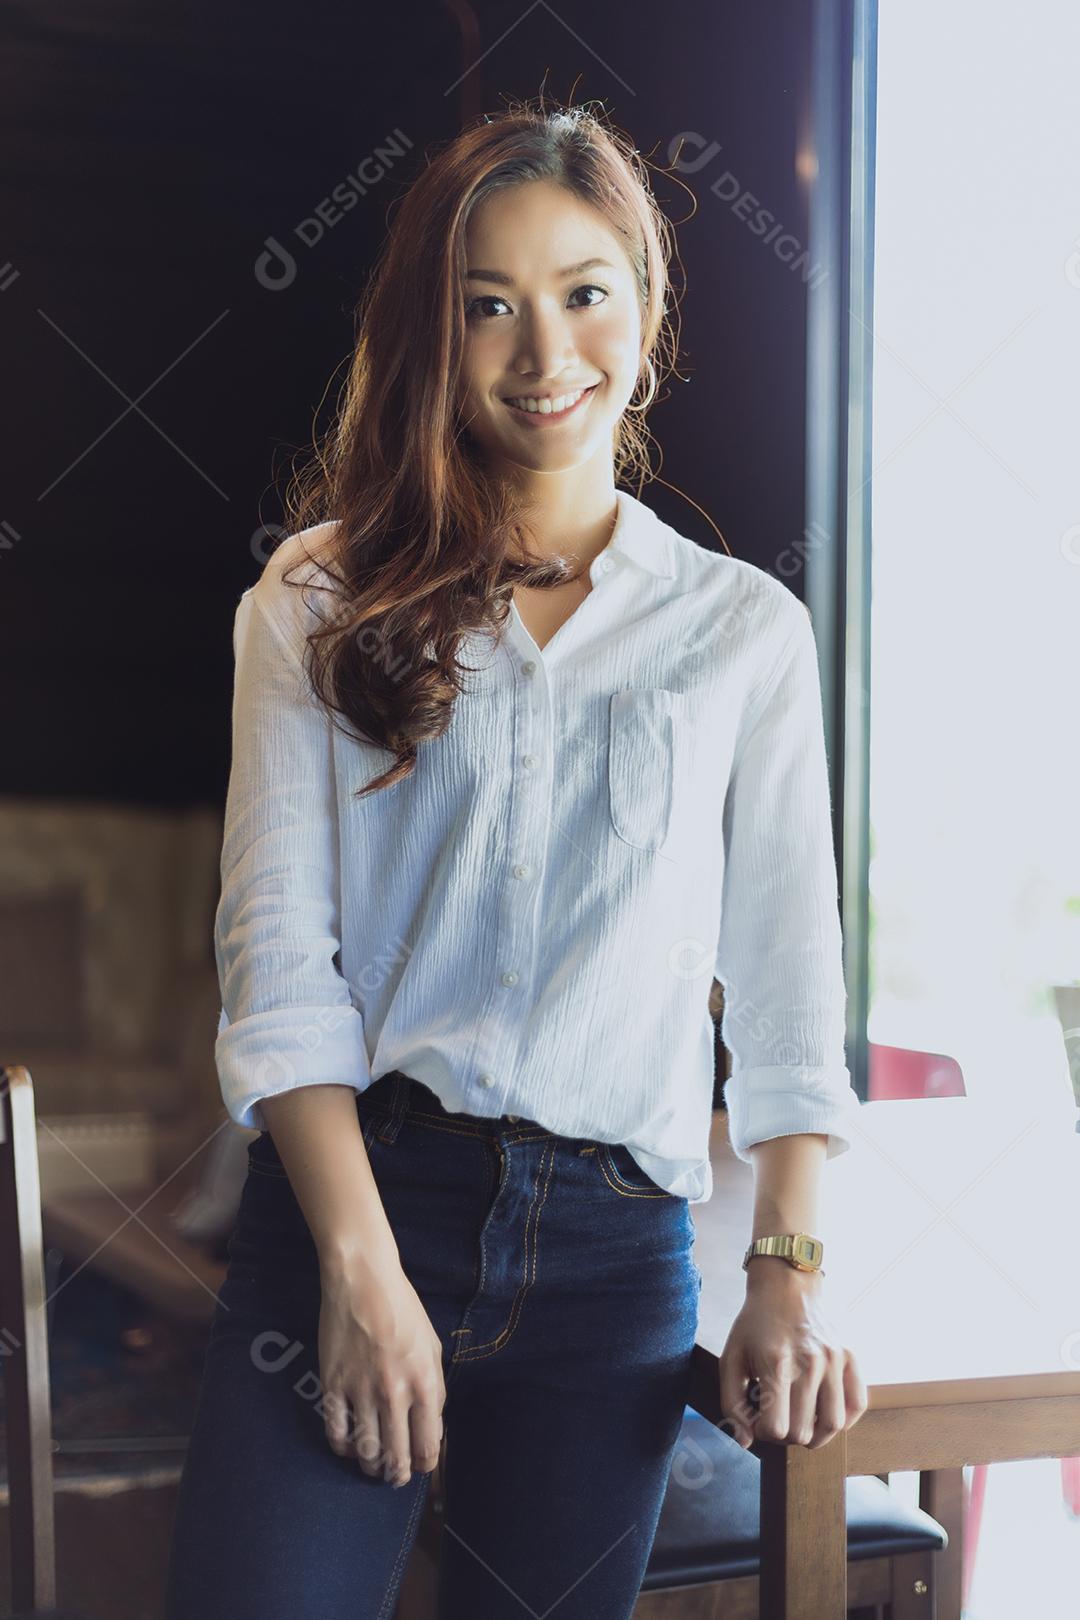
left=512, top=863, right=531, bottom=879
left=500, top=969, right=519, bottom=987
left=522, top=753, right=538, bottom=769
left=478, top=1073, right=495, bottom=1088
left=597, top=556, right=614, bottom=574
left=521, top=660, right=537, bottom=677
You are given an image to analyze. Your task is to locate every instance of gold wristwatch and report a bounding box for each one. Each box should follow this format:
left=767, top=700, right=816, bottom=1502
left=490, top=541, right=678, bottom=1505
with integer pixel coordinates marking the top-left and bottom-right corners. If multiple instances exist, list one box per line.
left=742, top=1233, right=825, bottom=1276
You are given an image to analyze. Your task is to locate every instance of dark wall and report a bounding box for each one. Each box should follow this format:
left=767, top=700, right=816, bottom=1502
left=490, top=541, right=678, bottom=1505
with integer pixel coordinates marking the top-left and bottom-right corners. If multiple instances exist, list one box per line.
left=3, top=0, right=816, bottom=805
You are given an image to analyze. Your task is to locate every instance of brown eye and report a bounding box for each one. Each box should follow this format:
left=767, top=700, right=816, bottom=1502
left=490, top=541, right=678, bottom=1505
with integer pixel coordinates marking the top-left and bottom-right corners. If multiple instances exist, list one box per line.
left=465, top=295, right=510, bottom=321
left=465, top=285, right=610, bottom=322
left=569, top=284, right=610, bottom=307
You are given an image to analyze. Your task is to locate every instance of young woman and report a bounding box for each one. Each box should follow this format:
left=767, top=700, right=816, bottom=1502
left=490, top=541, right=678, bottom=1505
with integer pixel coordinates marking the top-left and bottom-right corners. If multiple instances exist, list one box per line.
left=165, top=99, right=866, bottom=1620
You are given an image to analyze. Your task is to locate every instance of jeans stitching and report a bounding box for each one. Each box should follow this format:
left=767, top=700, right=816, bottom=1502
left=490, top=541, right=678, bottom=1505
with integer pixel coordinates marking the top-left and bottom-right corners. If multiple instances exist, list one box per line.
left=364, top=1112, right=556, bottom=1147
left=454, top=1138, right=555, bottom=1362
left=247, top=1160, right=290, bottom=1178
left=375, top=1118, right=483, bottom=1143
left=247, top=1135, right=290, bottom=1179
left=448, top=1138, right=506, bottom=1363
left=596, top=1143, right=673, bottom=1198
left=408, top=1114, right=489, bottom=1135
left=374, top=1469, right=430, bottom=1620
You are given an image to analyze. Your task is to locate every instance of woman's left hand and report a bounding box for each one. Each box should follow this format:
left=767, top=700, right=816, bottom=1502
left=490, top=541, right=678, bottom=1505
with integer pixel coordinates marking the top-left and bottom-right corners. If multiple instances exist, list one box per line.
left=717, top=1263, right=868, bottom=1450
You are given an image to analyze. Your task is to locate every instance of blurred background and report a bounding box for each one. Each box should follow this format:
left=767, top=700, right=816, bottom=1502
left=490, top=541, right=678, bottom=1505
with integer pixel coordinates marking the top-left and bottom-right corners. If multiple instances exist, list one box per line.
left=1, top=0, right=1078, bottom=1614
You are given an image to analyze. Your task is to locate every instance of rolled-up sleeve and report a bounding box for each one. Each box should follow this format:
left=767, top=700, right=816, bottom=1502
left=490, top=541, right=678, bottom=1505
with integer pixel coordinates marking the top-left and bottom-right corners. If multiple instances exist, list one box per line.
left=213, top=580, right=371, bottom=1131
left=715, top=593, right=862, bottom=1165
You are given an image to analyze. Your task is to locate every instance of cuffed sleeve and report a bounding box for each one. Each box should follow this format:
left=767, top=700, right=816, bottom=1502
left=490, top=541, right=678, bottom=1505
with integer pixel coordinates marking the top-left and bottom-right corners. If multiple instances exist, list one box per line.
left=715, top=593, right=862, bottom=1165
left=213, top=576, right=371, bottom=1131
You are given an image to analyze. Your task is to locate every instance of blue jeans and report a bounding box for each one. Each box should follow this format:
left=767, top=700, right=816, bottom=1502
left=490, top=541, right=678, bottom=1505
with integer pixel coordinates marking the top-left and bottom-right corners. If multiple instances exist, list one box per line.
left=165, top=1071, right=702, bottom=1619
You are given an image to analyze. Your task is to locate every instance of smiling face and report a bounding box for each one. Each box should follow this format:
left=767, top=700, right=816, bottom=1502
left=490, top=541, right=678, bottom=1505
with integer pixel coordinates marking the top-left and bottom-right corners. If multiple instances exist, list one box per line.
left=456, top=178, right=643, bottom=476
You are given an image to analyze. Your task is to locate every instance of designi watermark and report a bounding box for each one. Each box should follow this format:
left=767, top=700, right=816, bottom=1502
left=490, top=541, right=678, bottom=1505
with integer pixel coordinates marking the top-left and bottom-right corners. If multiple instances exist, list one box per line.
left=255, top=131, right=415, bottom=292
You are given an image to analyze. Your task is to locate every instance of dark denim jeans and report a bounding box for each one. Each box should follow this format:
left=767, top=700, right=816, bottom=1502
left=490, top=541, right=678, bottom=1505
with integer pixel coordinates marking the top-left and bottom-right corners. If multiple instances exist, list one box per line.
left=165, top=1071, right=702, bottom=1619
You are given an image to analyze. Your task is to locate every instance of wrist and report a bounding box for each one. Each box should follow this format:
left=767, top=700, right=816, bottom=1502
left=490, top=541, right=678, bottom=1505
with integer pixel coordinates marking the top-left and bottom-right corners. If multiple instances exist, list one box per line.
left=744, top=1255, right=824, bottom=1290
left=318, top=1226, right=401, bottom=1285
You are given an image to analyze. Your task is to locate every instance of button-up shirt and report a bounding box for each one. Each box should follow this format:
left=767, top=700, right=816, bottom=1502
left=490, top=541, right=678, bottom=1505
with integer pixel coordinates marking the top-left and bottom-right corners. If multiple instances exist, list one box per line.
left=214, top=488, right=862, bottom=1202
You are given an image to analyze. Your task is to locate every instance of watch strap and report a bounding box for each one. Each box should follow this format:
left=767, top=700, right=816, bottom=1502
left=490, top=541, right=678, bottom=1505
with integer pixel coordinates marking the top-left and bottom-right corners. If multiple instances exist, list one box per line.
left=742, top=1233, right=825, bottom=1275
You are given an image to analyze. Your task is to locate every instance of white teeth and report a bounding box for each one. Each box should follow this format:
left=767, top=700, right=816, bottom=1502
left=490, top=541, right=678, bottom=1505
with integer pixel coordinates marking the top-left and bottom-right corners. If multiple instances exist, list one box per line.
left=508, top=387, right=588, bottom=415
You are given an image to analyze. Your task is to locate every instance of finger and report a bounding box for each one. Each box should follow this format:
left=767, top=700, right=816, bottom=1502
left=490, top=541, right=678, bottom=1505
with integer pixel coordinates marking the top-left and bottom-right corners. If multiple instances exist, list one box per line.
left=376, top=1380, right=413, bottom=1488
left=842, top=1351, right=869, bottom=1429
left=323, top=1386, right=352, bottom=1457
left=349, top=1389, right=385, bottom=1476
left=719, top=1351, right=754, bottom=1446
left=409, top=1390, right=444, bottom=1477
left=755, top=1362, right=792, bottom=1444
left=780, top=1360, right=822, bottom=1446
left=807, top=1357, right=846, bottom=1449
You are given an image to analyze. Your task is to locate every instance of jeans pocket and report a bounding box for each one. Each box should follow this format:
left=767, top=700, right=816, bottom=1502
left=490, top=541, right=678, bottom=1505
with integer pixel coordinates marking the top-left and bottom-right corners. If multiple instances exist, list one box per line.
left=594, top=1141, right=675, bottom=1199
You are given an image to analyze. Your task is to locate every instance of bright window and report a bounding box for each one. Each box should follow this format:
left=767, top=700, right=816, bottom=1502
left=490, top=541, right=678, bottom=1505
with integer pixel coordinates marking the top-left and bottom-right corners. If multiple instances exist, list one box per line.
left=868, top=0, right=1080, bottom=1127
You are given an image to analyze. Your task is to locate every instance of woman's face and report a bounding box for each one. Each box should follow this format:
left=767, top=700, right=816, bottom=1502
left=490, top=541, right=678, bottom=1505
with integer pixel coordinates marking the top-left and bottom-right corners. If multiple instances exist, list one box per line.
left=456, top=178, right=643, bottom=475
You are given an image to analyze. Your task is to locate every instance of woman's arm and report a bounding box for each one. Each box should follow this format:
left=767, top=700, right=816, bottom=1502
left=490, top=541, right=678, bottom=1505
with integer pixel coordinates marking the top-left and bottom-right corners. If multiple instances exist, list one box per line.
left=214, top=575, right=371, bottom=1129
left=747, top=1131, right=828, bottom=1249
left=723, top=1127, right=867, bottom=1450
left=215, top=560, right=444, bottom=1486
left=214, top=565, right=386, bottom=1256
left=712, top=589, right=867, bottom=1448
left=258, top=1084, right=401, bottom=1270
left=259, top=1083, right=446, bottom=1489
left=714, top=592, right=861, bottom=1165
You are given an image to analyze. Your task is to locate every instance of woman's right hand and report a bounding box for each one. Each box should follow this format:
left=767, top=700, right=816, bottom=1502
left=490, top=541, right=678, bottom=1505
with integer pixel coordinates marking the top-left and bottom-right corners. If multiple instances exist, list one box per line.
left=317, top=1251, right=447, bottom=1487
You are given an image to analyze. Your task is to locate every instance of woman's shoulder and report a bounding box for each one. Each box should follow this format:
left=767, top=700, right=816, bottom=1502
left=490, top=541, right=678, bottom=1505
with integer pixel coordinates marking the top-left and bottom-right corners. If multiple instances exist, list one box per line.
left=255, top=519, right=342, bottom=595
left=656, top=508, right=809, bottom=652
left=244, top=519, right=344, bottom=647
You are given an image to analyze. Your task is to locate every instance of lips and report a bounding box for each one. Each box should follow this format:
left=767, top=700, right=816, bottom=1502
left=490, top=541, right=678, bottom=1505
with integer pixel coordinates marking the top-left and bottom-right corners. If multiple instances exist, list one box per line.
left=502, top=383, right=599, bottom=425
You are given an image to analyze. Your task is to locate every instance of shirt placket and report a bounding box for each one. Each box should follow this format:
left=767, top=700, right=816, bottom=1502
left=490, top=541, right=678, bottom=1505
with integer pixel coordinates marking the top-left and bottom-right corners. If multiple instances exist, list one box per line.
left=474, top=630, right=553, bottom=1118
left=472, top=549, right=621, bottom=1116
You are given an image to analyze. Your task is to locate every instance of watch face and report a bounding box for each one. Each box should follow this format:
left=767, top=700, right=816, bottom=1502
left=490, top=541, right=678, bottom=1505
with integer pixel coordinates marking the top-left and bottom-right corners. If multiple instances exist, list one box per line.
left=792, top=1235, right=823, bottom=1267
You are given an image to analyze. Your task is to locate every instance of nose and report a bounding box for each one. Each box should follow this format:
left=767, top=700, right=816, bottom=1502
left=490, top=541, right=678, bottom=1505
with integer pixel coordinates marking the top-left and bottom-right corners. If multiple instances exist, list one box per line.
left=512, top=302, right=578, bottom=384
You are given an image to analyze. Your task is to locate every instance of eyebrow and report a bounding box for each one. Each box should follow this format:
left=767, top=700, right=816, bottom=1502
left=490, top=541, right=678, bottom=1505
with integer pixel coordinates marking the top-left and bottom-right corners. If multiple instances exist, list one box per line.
left=463, top=257, right=616, bottom=286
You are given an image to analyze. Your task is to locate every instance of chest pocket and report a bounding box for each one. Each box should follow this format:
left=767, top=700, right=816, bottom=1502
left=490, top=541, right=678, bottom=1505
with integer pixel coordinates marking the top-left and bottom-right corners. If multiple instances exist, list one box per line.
left=607, top=688, right=684, bottom=852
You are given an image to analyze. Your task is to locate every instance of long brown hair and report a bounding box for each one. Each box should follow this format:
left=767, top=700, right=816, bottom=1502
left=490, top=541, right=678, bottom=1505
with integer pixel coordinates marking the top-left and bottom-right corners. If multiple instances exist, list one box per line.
left=277, top=94, right=683, bottom=797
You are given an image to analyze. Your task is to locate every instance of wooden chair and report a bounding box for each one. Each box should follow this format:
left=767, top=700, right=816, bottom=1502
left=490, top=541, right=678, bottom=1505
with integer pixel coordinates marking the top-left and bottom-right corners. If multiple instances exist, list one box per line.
left=394, top=1404, right=949, bottom=1619
left=0, top=1063, right=93, bottom=1617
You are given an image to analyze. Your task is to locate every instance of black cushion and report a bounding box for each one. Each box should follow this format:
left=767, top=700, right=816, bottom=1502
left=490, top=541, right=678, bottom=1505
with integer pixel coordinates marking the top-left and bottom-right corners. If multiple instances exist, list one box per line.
left=642, top=1405, right=948, bottom=1591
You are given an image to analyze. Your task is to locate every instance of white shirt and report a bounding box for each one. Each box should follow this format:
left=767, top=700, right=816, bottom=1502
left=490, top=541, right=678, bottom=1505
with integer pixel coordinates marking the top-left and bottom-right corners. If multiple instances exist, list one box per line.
left=214, top=488, right=862, bottom=1203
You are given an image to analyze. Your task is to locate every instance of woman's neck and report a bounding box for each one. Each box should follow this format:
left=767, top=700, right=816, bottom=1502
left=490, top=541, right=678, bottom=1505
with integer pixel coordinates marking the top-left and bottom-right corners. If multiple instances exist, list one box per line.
left=507, top=462, right=619, bottom=573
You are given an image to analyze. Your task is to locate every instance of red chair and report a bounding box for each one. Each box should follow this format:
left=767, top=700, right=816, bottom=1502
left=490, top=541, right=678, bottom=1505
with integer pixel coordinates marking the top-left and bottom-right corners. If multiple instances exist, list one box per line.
left=868, top=1041, right=1080, bottom=1609
left=867, top=1040, right=966, bottom=1101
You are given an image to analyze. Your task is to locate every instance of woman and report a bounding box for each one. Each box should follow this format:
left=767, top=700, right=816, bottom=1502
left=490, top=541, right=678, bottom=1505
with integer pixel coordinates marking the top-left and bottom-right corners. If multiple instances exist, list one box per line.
left=165, top=98, right=866, bottom=1620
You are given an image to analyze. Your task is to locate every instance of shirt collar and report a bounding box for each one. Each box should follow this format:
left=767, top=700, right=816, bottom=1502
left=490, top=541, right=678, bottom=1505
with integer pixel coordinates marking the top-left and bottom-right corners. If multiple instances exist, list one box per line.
left=604, top=489, right=678, bottom=579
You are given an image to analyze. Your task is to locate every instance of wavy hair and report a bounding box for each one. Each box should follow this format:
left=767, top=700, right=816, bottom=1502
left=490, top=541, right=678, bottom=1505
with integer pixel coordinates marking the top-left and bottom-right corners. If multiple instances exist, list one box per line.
left=277, top=94, right=684, bottom=797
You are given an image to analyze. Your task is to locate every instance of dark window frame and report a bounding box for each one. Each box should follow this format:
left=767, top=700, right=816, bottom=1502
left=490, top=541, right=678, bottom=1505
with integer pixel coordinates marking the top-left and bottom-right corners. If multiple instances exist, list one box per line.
left=804, top=0, right=878, bottom=1104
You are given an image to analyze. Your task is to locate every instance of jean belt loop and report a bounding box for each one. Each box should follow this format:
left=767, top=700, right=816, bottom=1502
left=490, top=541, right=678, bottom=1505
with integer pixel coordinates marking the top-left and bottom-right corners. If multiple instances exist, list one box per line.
left=380, top=1071, right=411, bottom=1144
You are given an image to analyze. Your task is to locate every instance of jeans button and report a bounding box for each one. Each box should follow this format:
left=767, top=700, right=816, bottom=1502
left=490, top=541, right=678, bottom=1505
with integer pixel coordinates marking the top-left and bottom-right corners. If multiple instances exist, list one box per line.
left=506, top=1113, right=520, bottom=1123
